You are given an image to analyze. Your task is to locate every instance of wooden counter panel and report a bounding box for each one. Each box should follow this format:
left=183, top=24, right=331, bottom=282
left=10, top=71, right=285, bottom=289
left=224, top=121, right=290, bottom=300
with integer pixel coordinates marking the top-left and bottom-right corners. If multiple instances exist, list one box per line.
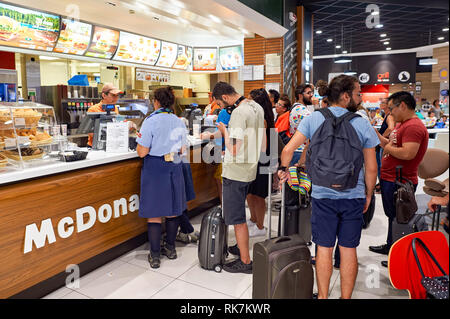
left=0, top=150, right=219, bottom=298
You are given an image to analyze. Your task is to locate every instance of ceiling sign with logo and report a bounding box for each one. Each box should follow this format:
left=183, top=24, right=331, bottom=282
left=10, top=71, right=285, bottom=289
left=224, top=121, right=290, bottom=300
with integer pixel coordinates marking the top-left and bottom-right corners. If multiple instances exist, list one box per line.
left=354, top=53, right=416, bottom=85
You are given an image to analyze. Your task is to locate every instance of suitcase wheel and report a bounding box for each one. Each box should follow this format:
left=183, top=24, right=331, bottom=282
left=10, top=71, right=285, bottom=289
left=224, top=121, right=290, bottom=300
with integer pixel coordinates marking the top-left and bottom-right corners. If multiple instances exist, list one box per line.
left=214, top=264, right=222, bottom=273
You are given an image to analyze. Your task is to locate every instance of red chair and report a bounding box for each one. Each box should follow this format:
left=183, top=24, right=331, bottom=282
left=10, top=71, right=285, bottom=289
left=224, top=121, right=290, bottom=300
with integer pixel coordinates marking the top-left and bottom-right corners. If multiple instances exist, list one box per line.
left=388, top=231, right=449, bottom=299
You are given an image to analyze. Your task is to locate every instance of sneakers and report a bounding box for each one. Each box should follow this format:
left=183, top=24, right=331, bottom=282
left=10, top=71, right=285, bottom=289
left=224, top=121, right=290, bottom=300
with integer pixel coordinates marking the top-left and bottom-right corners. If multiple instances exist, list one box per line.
left=161, top=243, right=177, bottom=260
left=148, top=253, right=161, bottom=269
left=248, top=224, right=266, bottom=237
left=223, top=259, right=253, bottom=274
left=176, top=231, right=200, bottom=244
left=246, top=219, right=256, bottom=228
left=228, top=244, right=241, bottom=257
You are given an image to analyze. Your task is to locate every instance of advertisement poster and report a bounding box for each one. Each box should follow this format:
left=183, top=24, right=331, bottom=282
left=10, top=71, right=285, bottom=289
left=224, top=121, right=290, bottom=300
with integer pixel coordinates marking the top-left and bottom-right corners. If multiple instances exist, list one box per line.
left=113, top=31, right=161, bottom=66
left=193, top=47, right=217, bottom=71
left=219, top=45, right=243, bottom=70
left=155, top=41, right=178, bottom=68
left=0, top=3, right=60, bottom=51
left=84, top=26, right=120, bottom=59
left=172, top=45, right=192, bottom=70
left=54, top=18, right=92, bottom=55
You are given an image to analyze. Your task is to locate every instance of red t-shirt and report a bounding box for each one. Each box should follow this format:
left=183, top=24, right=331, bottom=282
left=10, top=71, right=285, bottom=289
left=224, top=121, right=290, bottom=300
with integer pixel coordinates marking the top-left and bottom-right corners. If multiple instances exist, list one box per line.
left=380, top=117, right=428, bottom=184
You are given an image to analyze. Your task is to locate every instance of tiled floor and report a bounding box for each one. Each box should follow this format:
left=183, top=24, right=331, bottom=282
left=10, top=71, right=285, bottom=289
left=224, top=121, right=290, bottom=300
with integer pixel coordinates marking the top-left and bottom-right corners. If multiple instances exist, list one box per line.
left=43, top=173, right=449, bottom=300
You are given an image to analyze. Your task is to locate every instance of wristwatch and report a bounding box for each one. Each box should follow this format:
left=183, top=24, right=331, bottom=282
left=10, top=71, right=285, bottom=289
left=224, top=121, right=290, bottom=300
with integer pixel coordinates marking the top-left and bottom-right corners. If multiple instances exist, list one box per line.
left=278, top=166, right=287, bottom=172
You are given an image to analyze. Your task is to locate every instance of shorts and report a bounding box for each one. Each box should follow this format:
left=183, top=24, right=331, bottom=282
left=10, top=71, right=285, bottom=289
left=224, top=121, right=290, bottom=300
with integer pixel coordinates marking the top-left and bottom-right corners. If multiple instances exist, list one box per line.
left=222, top=177, right=251, bottom=225
left=311, top=197, right=365, bottom=248
left=248, top=162, right=270, bottom=198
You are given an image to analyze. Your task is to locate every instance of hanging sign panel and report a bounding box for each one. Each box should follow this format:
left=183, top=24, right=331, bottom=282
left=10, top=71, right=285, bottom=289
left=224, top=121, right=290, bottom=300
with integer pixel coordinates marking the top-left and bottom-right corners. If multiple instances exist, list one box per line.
left=84, top=26, right=120, bottom=59
left=54, top=18, right=92, bottom=55
left=155, top=41, right=178, bottom=68
left=0, top=2, right=60, bottom=51
left=172, top=45, right=192, bottom=70
left=113, top=31, right=161, bottom=66
left=219, top=45, right=243, bottom=70
left=193, top=47, right=217, bottom=71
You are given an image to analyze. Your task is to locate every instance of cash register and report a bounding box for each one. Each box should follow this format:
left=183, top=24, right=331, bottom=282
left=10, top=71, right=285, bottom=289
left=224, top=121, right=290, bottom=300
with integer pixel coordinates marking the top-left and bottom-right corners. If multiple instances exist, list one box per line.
left=181, top=103, right=203, bottom=135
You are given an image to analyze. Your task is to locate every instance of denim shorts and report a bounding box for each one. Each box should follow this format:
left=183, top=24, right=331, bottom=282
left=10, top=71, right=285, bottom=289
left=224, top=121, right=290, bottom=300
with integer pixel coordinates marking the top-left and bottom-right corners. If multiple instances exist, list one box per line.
left=311, top=197, right=365, bottom=248
left=222, top=177, right=251, bottom=225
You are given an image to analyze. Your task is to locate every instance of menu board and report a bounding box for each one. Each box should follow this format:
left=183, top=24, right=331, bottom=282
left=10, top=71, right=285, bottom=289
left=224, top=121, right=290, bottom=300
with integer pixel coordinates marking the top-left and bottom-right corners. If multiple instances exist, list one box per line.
left=84, top=26, right=120, bottom=59
left=54, top=18, right=92, bottom=55
left=172, top=45, right=192, bottom=70
left=113, top=31, right=161, bottom=65
left=155, top=41, right=178, bottom=68
left=0, top=3, right=60, bottom=51
left=219, top=46, right=243, bottom=70
left=193, top=47, right=217, bottom=71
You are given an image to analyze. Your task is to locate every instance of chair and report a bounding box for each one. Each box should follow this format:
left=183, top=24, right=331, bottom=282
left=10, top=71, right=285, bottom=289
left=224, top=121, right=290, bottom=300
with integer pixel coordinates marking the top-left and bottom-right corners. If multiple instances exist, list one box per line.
left=434, top=133, right=449, bottom=153
left=388, top=231, right=449, bottom=299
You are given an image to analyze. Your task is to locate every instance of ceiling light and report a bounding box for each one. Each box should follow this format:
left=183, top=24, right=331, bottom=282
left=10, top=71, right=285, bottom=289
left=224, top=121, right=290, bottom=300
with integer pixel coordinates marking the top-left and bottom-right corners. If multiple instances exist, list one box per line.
left=379, top=38, right=390, bottom=41
left=375, top=24, right=384, bottom=28
left=241, top=29, right=249, bottom=35
left=443, top=28, right=449, bottom=32
left=178, top=17, right=189, bottom=24
left=209, top=15, right=221, bottom=23
left=342, top=50, right=348, bottom=54
left=438, top=37, right=445, bottom=40
left=316, top=30, right=322, bottom=34
left=153, top=16, right=160, bottom=20
left=371, top=11, right=379, bottom=16
left=383, top=41, right=390, bottom=45
left=386, top=47, right=391, bottom=51
left=211, top=29, right=219, bottom=34
left=327, top=39, right=333, bottom=42
left=344, top=70, right=357, bottom=75
left=336, top=45, right=341, bottom=49
left=105, top=1, right=116, bottom=6
left=380, top=34, right=387, bottom=37
left=419, top=58, right=438, bottom=65
left=39, top=56, right=59, bottom=60
left=334, top=56, right=352, bottom=63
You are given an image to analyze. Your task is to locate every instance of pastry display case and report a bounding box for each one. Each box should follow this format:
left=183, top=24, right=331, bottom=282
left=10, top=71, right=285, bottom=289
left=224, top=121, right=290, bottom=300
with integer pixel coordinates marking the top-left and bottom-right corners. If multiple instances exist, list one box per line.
left=0, top=102, right=64, bottom=171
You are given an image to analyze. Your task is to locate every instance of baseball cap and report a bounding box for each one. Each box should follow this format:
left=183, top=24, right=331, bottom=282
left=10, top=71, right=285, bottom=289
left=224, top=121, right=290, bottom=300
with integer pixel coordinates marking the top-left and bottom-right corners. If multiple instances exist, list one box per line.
left=101, top=83, right=121, bottom=95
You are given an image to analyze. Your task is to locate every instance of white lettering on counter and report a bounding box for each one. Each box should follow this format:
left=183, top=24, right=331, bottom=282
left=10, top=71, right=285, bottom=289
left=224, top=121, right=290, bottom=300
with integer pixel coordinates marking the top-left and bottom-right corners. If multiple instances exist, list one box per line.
left=23, top=194, right=140, bottom=254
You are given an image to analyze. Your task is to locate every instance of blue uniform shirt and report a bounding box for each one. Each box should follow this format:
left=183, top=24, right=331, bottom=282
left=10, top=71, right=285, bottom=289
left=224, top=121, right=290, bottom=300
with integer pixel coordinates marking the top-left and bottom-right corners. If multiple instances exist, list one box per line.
left=136, top=112, right=187, bottom=156
left=215, top=108, right=231, bottom=150
left=298, top=106, right=379, bottom=200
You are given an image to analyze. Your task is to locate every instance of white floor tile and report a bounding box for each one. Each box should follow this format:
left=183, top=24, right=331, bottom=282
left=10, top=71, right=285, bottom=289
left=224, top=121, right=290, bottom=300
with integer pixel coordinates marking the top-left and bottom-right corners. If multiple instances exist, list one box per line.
left=41, top=286, right=73, bottom=299
left=239, top=284, right=253, bottom=299
left=151, top=279, right=235, bottom=299
left=179, top=263, right=252, bottom=298
left=76, top=262, right=174, bottom=299
left=77, top=259, right=127, bottom=288
left=61, top=291, right=91, bottom=299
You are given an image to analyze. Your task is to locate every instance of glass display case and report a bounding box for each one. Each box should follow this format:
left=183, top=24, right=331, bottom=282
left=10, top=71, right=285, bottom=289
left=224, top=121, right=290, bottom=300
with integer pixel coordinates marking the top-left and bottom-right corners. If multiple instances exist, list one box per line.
left=0, top=102, right=64, bottom=171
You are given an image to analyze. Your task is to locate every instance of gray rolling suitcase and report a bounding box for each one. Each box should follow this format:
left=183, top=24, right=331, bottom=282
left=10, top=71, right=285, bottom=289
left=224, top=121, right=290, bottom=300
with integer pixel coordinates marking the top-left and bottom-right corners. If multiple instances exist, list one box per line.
left=392, top=214, right=428, bottom=243
left=252, top=177, right=314, bottom=299
left=198, top=206, right=228, bottom=273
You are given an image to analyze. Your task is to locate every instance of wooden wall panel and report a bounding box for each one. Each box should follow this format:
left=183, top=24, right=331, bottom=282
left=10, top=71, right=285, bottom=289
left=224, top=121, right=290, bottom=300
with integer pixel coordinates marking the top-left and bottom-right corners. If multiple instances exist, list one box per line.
left=244, top=34, right=284, bottom=97
left=432, top=46, right=449, bottom=83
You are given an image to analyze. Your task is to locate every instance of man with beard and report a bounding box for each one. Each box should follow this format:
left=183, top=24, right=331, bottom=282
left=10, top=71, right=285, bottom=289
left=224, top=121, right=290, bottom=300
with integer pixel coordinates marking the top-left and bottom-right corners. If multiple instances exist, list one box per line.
left=278, top=75, right=378, bottom=299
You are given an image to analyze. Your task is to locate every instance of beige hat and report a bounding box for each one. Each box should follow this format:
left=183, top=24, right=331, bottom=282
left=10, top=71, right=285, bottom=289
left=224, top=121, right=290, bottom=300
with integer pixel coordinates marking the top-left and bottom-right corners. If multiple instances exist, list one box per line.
left=101, top=83, right=121, bottom=95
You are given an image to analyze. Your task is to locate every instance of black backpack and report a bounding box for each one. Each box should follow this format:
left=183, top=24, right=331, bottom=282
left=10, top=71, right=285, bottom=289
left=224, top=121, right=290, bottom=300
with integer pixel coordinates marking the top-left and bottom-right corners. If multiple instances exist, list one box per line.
left=305, top=108, right=364, bottom=191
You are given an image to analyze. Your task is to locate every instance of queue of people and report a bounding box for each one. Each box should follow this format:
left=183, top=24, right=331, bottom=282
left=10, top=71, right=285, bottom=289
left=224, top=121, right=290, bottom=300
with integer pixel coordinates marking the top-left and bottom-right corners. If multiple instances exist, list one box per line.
left=133, top=75, right=445, bottom=299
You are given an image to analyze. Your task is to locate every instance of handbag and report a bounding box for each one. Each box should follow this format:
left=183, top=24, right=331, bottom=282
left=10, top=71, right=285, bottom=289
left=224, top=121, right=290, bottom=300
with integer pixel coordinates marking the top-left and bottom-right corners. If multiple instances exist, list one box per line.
left=412, top=238, right=449, bottom=299
left=394, top=166, right=418, bottom=224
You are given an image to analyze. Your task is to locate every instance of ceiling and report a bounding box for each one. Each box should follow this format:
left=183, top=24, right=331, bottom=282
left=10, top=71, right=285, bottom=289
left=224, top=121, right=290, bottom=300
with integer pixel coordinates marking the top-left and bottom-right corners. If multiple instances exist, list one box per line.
left=301, top=0, right=449, bottom=56
left=4, top=0, right=287, bottom=47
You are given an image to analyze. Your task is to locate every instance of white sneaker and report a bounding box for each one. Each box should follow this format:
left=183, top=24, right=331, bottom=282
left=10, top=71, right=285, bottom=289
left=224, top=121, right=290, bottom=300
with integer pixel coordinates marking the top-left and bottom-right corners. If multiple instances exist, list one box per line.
left=246, top=219, right=256, bottom=228
left=248, top=224, right=266, bottom=237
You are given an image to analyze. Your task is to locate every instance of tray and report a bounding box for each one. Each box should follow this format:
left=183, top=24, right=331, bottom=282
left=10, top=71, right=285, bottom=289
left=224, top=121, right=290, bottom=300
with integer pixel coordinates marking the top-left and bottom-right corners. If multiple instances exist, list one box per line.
left=30, top=137, right=53, bottom=147
left=0, top=153, right=7, bottom=168
left=59, top=151, right=88, bottom=162
left=3, top=150, right=45, bottom=161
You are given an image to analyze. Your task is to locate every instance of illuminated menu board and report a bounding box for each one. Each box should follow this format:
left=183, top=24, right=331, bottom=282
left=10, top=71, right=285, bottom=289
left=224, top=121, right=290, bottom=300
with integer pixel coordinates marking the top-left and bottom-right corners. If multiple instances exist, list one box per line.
left=54, top=18, right=92, bottom=55
left=219, top=45, right=243, bottom=70
left=172, top=45, right=192, bottom=70
left=84, top=26, right=120, bottom=59
left=193, top=47, right=217, bottom=71
left=0, top=2, right=60, bottom=51
left=113, top=31, right=161, bottom=65
left=155, top=41, right=177, bottom=68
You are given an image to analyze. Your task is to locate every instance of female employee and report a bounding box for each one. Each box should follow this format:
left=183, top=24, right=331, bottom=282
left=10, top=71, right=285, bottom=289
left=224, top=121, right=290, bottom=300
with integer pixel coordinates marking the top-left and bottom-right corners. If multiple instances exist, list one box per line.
left=136, top=86, right=187, bottom=269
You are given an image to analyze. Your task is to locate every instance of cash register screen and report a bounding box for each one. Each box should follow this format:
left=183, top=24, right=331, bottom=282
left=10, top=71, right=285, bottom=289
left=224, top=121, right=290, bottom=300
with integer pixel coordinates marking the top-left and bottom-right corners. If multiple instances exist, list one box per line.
left=76, top=113, right=104, bottom=134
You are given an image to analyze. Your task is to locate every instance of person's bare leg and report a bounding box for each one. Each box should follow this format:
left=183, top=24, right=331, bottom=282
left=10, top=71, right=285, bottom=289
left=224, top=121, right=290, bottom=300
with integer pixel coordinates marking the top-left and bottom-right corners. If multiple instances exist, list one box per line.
left=316, top=245, right=334, bottom=299
left=338, top=246, right=358, bottom=299
left=234, top=223, right=251, bottom=264
left=246, top=194, right=257, bottom=224
left=254, top=196, right=266, bottom=229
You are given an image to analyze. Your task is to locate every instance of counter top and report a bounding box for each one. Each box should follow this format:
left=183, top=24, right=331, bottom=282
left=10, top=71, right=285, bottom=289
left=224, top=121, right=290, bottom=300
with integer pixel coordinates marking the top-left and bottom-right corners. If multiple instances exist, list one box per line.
left=0, top=136, right=207, bottom=186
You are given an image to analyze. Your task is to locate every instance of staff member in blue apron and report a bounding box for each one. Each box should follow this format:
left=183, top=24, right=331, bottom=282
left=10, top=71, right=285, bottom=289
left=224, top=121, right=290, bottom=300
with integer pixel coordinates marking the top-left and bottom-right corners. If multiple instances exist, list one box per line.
left=136, top=86, right=187, bottom=269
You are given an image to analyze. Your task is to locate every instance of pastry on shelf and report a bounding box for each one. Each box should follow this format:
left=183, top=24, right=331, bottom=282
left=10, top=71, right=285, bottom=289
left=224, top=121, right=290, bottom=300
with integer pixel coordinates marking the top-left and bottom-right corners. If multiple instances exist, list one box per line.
left=3, top=147, right=45, bottom=161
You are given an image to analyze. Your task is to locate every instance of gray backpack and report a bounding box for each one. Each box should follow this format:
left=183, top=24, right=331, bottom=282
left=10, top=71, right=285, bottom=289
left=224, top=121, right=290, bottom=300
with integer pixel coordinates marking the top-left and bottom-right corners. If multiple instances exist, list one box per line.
left=305, top=108, right=363, bottom=191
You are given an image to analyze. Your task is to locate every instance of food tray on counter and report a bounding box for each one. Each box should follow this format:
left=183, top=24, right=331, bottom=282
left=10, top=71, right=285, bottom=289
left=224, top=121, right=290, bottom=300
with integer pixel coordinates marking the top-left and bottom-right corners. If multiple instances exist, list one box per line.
left=59, top=151, right=88, bottom=162
left=30, top=137, right=53, bottom=147
left=0, top=153, right=7, bottom=168
left=3, top=149, right=45, bottom=161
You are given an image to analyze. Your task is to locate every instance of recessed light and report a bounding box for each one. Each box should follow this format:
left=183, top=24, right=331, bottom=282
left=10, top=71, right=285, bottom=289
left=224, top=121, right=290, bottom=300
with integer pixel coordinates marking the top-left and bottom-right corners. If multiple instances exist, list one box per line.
left=444, top=28, right=449, bottom=32
left=336, top=45, right=341, bottom=49
left=327, top=39, right=333, bottom=42
left=375, top=24, right=384, bottom=28
left=380, top=33, right=387, bottom=37
left=178, top=18, right=189, bottom=24
left=209, top=15, right=221, bottom=23
left=105, top=1, right=116, bottom=6
left=153, top=16, right=160, bottom=20
left=342, top=50, right=348, bottom=54
left=316, top=30, right=322, bottom=34
left=379, top=38, right=390, bottom=41
left=438, top=37, right=445, bottom=40
left=386, top=47, right=391, bottom=50
left=384, top=41, right=390, bottom=45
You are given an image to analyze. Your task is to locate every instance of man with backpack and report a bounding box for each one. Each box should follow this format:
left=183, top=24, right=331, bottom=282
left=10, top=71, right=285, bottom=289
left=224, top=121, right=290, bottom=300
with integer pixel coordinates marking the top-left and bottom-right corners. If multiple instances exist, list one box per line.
left=278, top=75, right=379, bottom=299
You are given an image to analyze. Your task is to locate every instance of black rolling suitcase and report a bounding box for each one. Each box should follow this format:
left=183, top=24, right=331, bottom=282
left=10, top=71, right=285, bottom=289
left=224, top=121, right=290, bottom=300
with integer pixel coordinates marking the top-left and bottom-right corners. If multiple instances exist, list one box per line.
left=363, top=193, right=376, bottom=229
left=198, top=205, right=228, bottom=273
left=252, top=180, right=314, bottom=299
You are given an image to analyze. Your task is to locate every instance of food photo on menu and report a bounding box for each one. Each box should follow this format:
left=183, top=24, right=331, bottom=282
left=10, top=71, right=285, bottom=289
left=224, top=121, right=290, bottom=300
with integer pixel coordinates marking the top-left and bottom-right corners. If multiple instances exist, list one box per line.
left=172, top=45, right=193, bottom=70
left=53, top=18, right=92, bottom=55
left=84, top=26, right=120, bottom=59
left=114, top=31, right=161, bottom=65
left=0, top=2, right=60, bottom=51
left=219, top=46, right=243, bottom=70
left=193, top=48, right=217, bottom=71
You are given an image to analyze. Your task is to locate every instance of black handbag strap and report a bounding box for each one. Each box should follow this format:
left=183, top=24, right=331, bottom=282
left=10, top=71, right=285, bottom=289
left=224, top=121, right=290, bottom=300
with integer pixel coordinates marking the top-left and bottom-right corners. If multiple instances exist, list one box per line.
left=412, top=237, right=448, bottom=279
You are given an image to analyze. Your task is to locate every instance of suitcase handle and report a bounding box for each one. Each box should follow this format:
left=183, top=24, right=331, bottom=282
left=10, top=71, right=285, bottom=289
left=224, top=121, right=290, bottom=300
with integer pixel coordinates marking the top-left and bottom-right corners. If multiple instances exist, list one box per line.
left=273, top=236, right=292, bottom=244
